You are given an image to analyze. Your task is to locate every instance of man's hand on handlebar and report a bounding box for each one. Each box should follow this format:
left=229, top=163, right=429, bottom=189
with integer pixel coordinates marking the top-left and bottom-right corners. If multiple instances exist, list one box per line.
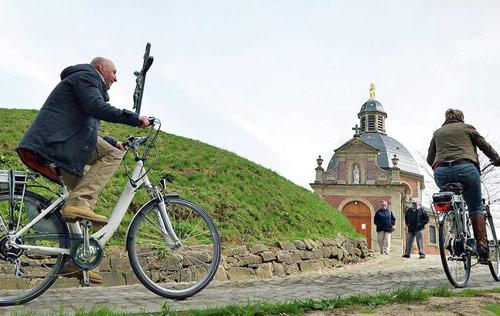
left=493, top=158, right=500, bottom=167
left=138, top=116, right=151, bottom=128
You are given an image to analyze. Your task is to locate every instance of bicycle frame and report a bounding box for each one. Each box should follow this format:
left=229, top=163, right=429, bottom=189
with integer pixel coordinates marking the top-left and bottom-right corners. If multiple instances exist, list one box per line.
left=10, top=158, right=178, bottom=256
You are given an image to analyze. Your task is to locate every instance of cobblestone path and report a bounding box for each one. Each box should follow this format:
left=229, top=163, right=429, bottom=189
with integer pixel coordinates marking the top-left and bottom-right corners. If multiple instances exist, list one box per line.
left=2, top=254, right=499, bottom=315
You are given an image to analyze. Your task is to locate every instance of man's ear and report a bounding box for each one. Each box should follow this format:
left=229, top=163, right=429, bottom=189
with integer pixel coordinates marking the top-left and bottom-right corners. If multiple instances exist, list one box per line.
left=96, top=63, right=104, bottom=75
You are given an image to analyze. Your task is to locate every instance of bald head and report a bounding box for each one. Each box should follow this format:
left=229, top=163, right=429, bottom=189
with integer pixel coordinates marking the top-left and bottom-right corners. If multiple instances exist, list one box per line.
left=91, top=57, right=117, bottom=89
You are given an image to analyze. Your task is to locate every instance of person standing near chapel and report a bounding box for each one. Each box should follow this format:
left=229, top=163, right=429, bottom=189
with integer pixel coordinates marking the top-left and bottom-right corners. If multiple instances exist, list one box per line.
left=374, top=200, right=395, bottom=255
left=402, top=198, right=429, bottom=259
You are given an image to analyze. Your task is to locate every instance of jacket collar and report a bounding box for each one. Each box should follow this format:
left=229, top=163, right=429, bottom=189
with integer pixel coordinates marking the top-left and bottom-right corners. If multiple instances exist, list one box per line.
left=442, top=118, right=463, bottom=126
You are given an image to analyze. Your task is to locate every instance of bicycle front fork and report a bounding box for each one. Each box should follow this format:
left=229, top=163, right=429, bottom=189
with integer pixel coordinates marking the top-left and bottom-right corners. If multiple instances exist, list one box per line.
left=155, top=198, right=181, bottom=249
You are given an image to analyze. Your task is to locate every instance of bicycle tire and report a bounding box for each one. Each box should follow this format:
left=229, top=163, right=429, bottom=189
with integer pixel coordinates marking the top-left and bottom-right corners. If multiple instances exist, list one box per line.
left=127, top=196, right=221, bottom=299
left=438, top=211, right=471, bottom=288
left=485, top=208, right=500, bottom=281
left=0, top=191, right=68, bottom=306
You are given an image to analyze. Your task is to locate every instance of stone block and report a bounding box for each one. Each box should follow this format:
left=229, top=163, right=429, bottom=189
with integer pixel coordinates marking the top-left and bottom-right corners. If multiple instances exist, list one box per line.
left=312, top=249, right=323, bottom=259
left=99, top=257, right=112, bottom=272
left=277, top=241, right=296, bottom=251
left=321, top=246, right=333, bottom=258
left=272, top=262, right=286, bottom=277
left=304, top=239, right=319, bottom=250
left=299, top=250, right=314, bottom=260
left=222, top=246, right=249, bottom=257
left=237, top=254, right=262, bottom=266
left=214, top=265, right=228, bottom=281
left=227, top=267, right=256, bottom=281
left=299, top=259, right=325, bottom=273
left=259, top=251, right=276, bottom=262
left=249, top=244, right=268, bottom=254
left=293, top=240, right=306, bottom=250
left=276, top=250, right=292, bottom=263
left=255, top=263, right=273, bottom=279
left=319, top=237, right=336, bottom=246
left=182, top=252, right=212, bottom=266
left=283, top=263, right=300, bottom=275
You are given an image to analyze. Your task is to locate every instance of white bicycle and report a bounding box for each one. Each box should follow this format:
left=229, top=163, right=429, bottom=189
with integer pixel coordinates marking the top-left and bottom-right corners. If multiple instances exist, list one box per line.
left=0, top=118, right=221, bottom=306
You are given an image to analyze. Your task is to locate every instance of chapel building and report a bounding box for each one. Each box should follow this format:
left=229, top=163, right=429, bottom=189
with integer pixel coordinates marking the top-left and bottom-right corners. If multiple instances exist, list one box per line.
left=311, top=84, right=438, bottom=254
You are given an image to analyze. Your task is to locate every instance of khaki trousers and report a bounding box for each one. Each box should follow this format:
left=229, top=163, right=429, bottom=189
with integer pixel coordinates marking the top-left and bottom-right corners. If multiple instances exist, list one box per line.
left=377, top=231, right=392, bottom=254
left=62, top=136, right=123, bottom=210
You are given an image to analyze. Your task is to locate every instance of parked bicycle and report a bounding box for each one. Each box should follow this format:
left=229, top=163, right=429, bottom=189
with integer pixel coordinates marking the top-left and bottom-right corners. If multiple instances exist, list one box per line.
left=432, top=163, right=500, bottom=287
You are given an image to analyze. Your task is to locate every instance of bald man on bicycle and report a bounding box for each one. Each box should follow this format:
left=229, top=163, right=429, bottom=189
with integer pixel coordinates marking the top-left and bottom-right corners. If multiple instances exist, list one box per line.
left=427, top=108, right=500, bottom=262
left=17, top=57, right=150, bottom=282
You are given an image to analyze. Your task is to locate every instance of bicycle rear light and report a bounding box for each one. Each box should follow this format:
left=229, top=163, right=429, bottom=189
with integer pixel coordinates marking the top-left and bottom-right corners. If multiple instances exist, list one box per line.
left=434, top=202, right=451, bottom=212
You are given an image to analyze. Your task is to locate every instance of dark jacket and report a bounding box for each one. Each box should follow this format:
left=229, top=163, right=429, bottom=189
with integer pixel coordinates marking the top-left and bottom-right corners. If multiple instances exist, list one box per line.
left=17, top=64, right=140, bottom=176
left=426, top=119, right=500, bottom=169
left=374, top=208, right=395, bottom=232
left=405, top=206, right=429, bottom=232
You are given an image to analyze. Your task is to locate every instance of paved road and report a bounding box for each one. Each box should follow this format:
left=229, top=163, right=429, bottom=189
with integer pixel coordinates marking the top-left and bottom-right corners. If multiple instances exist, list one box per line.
left=2, top=253, right=499, bottom=315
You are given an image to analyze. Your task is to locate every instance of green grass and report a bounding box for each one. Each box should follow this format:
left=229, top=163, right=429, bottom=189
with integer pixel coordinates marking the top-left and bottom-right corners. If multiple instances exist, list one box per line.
left=0, top=108, right=356, bottom=246
left=13, top=285, right=500, bottom=316
left=484, top=304, right=500, bottom=315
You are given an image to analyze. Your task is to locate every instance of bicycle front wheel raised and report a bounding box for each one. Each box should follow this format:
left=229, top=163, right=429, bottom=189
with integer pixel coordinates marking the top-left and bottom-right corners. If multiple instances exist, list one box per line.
left=127, top=196, right=221, bottom=299
left=485, top=209, right=500, bottom=281
left=438, top=211, right=471, bottom=288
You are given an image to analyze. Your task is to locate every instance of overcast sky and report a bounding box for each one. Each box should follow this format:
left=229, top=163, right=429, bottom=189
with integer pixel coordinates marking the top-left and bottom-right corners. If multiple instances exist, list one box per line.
left=1, top=1, right=500, bottom=203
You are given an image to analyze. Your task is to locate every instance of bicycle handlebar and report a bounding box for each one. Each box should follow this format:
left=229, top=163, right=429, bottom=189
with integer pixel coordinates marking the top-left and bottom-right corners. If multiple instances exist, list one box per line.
left=481, top=162, right=495, bottom=174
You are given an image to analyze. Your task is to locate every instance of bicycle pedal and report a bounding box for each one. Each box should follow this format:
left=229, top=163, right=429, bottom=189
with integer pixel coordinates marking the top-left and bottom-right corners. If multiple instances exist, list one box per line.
left=81, top=220, right=93, bottom=228
left=80, top=270, right=91, bottom=287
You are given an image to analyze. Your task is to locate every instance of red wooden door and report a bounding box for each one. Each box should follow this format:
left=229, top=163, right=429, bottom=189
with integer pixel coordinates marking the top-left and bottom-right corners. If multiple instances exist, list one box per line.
left=342, top=201, right=372, bottom=248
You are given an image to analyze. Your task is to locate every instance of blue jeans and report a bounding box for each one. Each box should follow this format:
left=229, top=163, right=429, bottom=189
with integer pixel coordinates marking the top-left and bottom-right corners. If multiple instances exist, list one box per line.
left=433, top=162, right=483, bottom=215
left=404, top=230, right=424, bottom=255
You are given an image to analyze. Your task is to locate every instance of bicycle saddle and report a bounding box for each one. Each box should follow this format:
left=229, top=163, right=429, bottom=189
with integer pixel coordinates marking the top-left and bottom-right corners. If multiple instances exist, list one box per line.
left=440, top=182, right=464, bottom=195
left=16, top=148, right=59, bottom=183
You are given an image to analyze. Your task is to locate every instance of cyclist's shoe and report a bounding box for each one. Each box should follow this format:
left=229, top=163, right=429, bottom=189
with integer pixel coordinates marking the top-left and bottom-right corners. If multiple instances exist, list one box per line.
left=60, top=263, right=103, bottom=284
left=402, top=254, right=410, bottom=258
left=61, top=205, right=108, bottom=225
left=419, top=253, right=426, bottom=259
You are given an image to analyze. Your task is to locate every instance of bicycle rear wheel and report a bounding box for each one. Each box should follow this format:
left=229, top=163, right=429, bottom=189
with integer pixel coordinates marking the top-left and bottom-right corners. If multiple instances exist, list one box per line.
left=485, top=208, right=500, bottom=281
left=438, top=211, right=471, bottom=288
left=127, top=196, right=221, bottom=299
left=0, top=191, right=68, bottom=306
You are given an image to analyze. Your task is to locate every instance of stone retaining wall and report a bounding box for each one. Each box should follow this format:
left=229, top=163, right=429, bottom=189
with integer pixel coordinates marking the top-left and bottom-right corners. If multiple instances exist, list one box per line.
left=95, top=235, right=368, bottom=286
left=215, top=236, right=369, bottom=281
left=2, top=236, right=368, bottom=289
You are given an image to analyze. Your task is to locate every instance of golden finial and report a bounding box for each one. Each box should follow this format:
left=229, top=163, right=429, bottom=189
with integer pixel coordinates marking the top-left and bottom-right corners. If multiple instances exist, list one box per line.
left=369, top=82, right=376, bottom=99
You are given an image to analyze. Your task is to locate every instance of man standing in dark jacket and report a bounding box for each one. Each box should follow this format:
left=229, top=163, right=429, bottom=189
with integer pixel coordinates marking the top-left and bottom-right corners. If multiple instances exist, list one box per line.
left=403, top=198, right=429, bottom=259
left=17, top=57, right=149, bottom=283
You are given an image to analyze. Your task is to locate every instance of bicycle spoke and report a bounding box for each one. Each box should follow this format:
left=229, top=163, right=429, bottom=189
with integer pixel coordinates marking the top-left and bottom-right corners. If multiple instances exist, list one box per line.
left=127, top=197, right=220, bottom=299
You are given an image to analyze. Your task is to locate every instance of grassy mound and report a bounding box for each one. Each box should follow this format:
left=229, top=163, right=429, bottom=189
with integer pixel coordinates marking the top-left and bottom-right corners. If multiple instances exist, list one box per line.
left=0, top=108, right=355, bottom=245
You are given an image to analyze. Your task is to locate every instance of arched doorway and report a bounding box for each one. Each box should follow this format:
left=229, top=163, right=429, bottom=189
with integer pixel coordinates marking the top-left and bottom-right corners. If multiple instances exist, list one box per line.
left=342, top=201, right=372, bottom=248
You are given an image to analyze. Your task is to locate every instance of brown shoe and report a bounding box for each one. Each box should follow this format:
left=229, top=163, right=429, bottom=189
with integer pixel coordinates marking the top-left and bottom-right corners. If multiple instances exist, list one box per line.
left=61, top=205, right=108, bottom=225
left=60, top=263, right=103, bottom=284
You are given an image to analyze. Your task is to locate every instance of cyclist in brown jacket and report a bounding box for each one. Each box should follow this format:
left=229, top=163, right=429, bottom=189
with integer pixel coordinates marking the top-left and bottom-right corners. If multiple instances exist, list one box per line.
left=427, top=109, right=500, bottom=261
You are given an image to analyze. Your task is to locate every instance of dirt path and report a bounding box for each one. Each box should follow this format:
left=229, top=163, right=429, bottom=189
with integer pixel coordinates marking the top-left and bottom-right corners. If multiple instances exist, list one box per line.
left=307, top=292, right=500, bottom=315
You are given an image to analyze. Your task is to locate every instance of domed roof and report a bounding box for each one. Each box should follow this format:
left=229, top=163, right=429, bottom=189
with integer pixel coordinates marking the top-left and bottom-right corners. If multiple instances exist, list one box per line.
left=326, top=133, right=420, bottom=175
left=358, top=99, right=386, bottom=116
